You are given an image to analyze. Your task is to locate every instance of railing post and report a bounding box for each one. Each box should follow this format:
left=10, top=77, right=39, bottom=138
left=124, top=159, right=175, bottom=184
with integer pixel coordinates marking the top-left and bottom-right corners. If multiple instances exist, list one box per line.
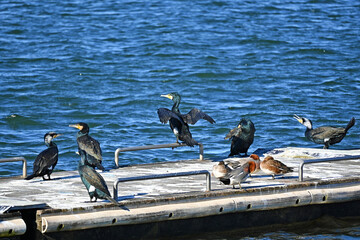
left=206, top=171, right=211, bottom=191
left=21, top=158, right=27, bottom=178
left=114, top=148, right=121, bottom=168
left=0, top=157, right=27, bottom=178
left=113, top=181, right=118, bottom=200
left=298, top=160, right=305, bottom=182
left=198, top=143, right=204, bottom=161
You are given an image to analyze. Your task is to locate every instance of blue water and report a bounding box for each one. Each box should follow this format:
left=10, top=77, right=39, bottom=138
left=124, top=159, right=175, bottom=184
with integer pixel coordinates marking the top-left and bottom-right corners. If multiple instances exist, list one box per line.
left=1, top=0, right=359, bottom=237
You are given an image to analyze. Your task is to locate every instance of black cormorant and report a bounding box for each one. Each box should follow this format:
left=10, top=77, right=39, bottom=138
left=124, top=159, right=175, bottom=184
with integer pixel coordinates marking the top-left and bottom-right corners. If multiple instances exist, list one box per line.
left=69, top=122, right=105, bottom=171
left=225, top=118, right=255, bottom=157
left=157, top=92, right=215, bottom=147
left=25, top=132, right=61, bottom=180
left=78, top=150, right=118, bottom=204
left=294, top=114, right=355, bottom=149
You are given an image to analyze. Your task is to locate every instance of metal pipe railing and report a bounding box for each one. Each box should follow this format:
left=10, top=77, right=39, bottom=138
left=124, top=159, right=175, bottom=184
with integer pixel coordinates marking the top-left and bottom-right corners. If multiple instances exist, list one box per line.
left=113, top=170, right=211, bottom=199
left=298, top=155, right=360, bottom=181
left=0, top=157, right=27, bottom=178
left=114, top=142, right=204, bottom=167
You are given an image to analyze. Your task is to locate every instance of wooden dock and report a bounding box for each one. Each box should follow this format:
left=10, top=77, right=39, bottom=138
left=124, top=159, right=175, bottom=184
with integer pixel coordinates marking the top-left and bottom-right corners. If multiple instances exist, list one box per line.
left=1, top=147, right=360, bottom=239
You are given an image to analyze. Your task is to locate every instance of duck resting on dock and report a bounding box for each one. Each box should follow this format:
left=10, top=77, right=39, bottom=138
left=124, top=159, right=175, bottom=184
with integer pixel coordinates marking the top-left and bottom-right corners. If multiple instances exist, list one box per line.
left=69, top=122, right=105, bottom=171
left=225, top=118, right=255, bottom=157
left=260, top=156, right=293, bottom=179
left=293, top=114, right=355, bottom=149
left=25, top=132, right=61, bottom=180
left=157, top=92, right=215, bottom=147
left=212, top=154, right=259, bottom=189
left=78, top=150, right=118, bottom=205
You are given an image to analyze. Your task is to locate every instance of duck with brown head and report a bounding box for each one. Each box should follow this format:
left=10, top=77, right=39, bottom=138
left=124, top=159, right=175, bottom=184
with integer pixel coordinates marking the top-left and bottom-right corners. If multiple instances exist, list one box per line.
left=260, top=156, right=293, bottom=179
left=212, top=154, right=259, bottom=189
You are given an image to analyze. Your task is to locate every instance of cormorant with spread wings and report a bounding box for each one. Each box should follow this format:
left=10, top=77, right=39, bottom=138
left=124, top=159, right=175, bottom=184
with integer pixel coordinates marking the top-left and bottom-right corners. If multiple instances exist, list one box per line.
left=157, top=92, right=215, bottom=147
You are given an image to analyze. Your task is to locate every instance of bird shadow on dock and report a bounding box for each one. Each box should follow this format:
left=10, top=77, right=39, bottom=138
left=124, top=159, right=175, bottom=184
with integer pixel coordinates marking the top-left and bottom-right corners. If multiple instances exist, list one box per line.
left=25, top=175, right=80, bottom=182
left=116, top=193, right=148, bottom=201
left=244, top=183, right=285, bottom=189
left=276, top=176, right=298, bottom=180
left=83, top=200, right=130, bottom=211
left=250, top=175, right=298, bottom=180
left=48, top=175, right=81, bottom=181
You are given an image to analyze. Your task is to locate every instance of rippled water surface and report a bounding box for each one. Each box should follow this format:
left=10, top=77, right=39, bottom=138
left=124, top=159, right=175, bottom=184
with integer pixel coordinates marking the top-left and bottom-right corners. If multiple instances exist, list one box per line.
left=1, top=0, right=359, bottom=238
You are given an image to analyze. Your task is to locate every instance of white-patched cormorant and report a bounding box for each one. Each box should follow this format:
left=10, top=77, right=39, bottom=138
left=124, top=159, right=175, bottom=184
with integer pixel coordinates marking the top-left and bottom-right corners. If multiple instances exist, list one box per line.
left=294, top=114, right=355, bottom=149
left=25, top=132, right=61, bottom=180
left=157, top=92, right=215, bottom=147
left=78, top=150, right=118, bottom=204
left=69, top=122, right=105, bottom=171
left=225, top=118, right=255, bottom=157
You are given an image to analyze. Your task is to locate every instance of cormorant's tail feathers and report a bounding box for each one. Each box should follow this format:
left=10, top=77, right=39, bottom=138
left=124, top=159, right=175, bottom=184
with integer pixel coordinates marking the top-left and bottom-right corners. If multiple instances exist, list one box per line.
left=97, top=163, right=105, bottom=171
left=106, top=196, right=119, bottom=205
left=105, top=196, right=130, bottom=211
left=183, top=137, right=198, bottom=147
left=25, top=174, right=36, bottom=180
left=345, top=117, right=355, bottom=132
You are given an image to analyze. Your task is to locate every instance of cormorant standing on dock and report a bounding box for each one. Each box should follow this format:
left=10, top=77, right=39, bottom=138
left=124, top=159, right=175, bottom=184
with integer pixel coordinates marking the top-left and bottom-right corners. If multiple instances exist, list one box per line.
left=157, top=92, right=215, bottom=147
left=225, top=118, right=255, bottom=157
left=78, top=150, right=118, bottom=204
left=294, top=115, right=355, bottom=149
left=25, top=132, right=61, bottom=180
left=69, top=122, right=105, bottom=171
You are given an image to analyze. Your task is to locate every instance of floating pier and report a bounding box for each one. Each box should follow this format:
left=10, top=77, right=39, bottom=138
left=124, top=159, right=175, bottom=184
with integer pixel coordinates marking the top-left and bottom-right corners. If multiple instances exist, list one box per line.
left=1, top=145, right=360, bottom=239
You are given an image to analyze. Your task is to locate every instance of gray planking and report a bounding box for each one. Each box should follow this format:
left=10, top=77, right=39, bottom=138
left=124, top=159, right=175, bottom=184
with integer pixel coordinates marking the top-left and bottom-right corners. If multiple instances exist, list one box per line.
left=1, top=147, right=360, bottom=211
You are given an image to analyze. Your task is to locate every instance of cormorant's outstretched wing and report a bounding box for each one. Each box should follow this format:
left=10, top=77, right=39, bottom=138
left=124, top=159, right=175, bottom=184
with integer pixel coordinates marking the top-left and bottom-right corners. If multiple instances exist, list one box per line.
left=224, top=127, right=242, bottom=140
left=157, top=108, right=183, bottom=124
left=79, top=165, right=111, bottom=196
left=181, top=108, right=215, bottom=125
left=77, top=135, right=102, bottom=161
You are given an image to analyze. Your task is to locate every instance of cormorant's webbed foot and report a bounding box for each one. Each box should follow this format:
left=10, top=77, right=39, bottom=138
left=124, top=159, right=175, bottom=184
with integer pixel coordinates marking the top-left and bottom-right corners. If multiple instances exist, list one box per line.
left=42, top=175, right=52, bottom=181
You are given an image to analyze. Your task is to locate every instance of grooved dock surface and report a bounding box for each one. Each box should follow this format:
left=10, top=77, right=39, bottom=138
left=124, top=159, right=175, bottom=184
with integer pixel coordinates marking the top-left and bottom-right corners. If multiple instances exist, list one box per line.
left=1, top=147, right=360, bottom=211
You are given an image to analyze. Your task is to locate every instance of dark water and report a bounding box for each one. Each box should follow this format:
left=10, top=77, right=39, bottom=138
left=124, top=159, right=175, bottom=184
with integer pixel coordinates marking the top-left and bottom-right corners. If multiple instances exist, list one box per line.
left=1, top=0, right=359, bottom=238
left=175, top=215, right=360, bottom=240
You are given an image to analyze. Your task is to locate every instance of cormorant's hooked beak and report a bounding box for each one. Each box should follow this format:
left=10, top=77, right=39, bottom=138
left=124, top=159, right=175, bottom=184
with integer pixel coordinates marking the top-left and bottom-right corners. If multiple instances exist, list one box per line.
left=237, top=124, right=242, bottom=128
left=69, top=124, right=83, bottom=130
left=160, top=94, right=173, bottom=100
left=54, top=134, right=62, bottom=138
left=293, top=114, right=304, bottom=124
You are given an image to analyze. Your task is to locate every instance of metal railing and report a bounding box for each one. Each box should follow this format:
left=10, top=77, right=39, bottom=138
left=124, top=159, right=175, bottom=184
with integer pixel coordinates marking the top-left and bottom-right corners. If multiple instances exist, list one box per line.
left=113, top=170, right=211, bottom=199
left=0, top=157, right=27, bottom=178
left=298, top=155, right=360, bottom=181
left=114, top=142, right=204, bottom=167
